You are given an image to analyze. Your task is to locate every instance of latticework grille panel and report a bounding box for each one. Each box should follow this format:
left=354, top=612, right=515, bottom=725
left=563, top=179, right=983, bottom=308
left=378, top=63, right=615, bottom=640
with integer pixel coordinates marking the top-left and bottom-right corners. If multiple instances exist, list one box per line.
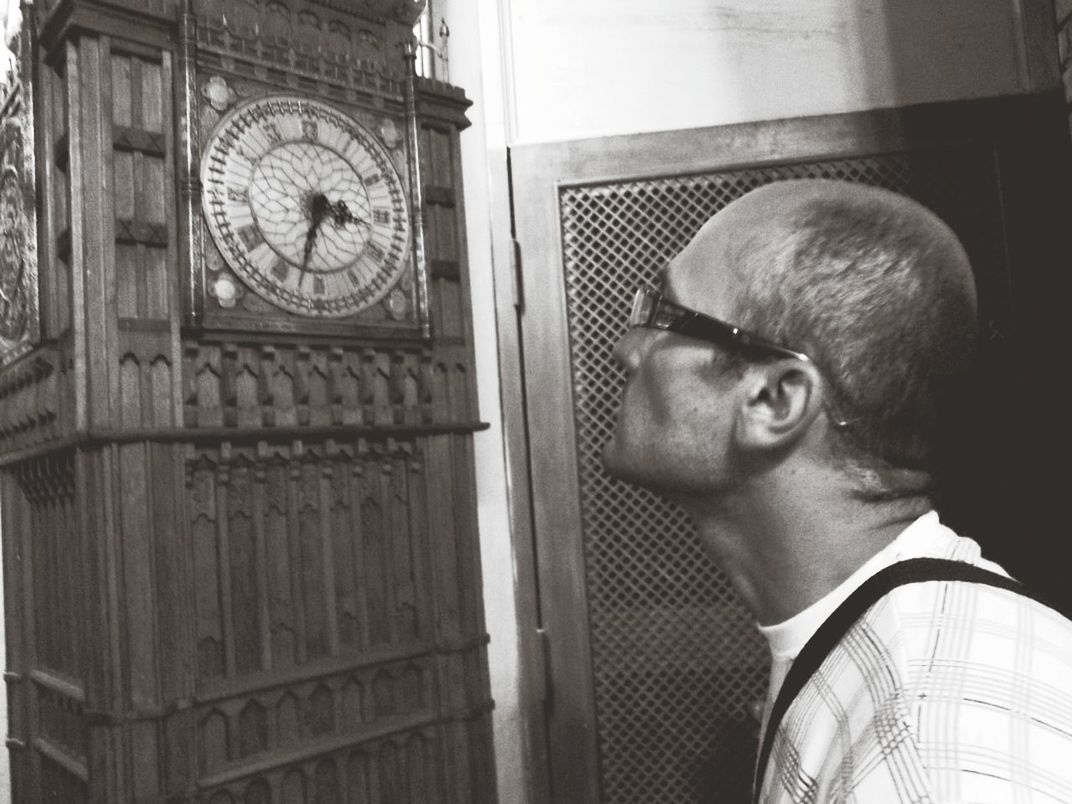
left=558, top=149, right=1002, bottom=803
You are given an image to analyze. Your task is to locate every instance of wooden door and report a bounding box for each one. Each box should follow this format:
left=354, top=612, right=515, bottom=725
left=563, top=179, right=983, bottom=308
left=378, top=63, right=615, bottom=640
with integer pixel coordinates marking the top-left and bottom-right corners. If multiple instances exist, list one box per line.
left=508, top=95, right=1071, bottom=803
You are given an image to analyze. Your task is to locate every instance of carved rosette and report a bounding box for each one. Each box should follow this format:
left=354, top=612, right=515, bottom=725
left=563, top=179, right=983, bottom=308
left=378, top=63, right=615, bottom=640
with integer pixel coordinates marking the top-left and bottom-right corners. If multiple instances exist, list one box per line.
left=0, top=26, right=40, bottom=366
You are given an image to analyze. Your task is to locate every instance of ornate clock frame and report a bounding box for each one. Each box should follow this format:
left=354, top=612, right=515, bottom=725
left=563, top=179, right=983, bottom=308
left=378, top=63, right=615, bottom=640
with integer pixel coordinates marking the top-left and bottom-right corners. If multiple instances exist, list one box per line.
left=187, top=67, right=432, bottom=338
left=0, top=1, right=496, bottom=802
left=176, top=0, right=444, bottom=342
left=197, top=93, right=415, bottom=323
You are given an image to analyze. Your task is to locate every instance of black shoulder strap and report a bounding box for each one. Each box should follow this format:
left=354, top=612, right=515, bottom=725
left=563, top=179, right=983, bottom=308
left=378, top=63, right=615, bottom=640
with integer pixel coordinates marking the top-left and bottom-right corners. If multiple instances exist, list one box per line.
left=752, top=557, right=1052, bottom=803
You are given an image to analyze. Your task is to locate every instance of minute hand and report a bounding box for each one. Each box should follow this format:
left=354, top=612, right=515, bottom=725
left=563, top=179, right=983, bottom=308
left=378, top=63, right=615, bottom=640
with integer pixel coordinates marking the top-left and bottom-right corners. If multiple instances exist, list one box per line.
left=301, top=193, right=330, bottom=274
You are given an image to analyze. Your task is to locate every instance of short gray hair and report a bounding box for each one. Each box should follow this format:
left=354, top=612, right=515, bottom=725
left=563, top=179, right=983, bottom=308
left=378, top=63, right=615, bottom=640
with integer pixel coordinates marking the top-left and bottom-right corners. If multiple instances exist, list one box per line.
left=733, top=182, right=977, bottom=483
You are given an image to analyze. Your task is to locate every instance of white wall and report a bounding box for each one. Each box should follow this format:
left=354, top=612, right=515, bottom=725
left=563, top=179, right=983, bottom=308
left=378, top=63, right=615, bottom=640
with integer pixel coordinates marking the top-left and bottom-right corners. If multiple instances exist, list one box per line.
left=442, top=2, right=1056, bottom=803
left=493, top=0, right=1040, bottom=144
left=433, top=2, right=527, bottom=802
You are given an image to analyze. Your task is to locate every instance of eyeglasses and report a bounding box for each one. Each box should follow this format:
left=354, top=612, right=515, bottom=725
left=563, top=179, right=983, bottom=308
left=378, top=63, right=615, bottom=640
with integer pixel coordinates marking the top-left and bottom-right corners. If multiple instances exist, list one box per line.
left=627, top=286, right=851, bottom=429
left=629, top=286, right=811, bottom=362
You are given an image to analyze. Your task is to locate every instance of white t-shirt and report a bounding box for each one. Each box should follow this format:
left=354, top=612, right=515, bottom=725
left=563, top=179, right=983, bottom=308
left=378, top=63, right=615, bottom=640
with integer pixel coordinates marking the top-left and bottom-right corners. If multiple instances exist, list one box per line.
left=757, top=511, right=1006, bottom=725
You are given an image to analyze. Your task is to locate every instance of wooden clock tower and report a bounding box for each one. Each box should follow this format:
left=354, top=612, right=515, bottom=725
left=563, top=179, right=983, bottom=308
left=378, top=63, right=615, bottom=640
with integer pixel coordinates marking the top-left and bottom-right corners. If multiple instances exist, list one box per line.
left=0, top=0, right=497, bottom=801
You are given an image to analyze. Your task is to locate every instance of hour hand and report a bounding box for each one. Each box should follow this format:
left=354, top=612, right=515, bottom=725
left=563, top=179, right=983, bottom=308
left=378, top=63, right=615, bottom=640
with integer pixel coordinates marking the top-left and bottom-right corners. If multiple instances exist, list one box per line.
left=327, top=199, right=368, bottom=228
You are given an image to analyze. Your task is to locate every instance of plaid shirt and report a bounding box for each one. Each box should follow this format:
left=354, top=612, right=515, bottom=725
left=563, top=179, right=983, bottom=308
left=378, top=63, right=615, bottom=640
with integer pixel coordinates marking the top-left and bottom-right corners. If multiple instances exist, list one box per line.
left=758, top=520, right=1072, bottom=803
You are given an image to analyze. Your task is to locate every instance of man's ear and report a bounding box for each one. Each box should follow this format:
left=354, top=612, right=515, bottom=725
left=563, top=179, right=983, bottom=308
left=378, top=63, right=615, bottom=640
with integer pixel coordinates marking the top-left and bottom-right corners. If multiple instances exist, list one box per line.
left=733, top=360, right=823, bottom=450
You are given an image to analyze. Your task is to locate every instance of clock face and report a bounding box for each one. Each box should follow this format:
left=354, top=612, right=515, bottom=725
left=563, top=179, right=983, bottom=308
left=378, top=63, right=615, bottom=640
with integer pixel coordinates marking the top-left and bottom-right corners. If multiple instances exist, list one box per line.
left=0, top=167, right=28, bottom=341
left=200, top=95, right=411, bottom=318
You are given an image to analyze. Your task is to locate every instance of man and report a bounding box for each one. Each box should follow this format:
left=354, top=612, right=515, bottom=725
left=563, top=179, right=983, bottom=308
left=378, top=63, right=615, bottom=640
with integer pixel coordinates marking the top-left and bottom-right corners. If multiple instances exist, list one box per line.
left=602, top=179, right=1072, bottom=803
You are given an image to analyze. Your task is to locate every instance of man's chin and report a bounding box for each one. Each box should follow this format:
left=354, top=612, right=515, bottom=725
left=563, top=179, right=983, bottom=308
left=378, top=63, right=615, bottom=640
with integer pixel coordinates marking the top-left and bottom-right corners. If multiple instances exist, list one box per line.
left=601, top=440, right=652, bottom=486
left=601, top=441, right=710, bottom=503
left=600, top=439, right=628, bottom=478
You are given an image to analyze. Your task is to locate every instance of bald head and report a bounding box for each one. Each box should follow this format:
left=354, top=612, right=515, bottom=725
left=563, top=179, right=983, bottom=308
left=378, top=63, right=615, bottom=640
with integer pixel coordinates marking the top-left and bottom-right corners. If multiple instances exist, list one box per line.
left=703, top=181, right=975, bottom=315
left=697, top=179, right=978, bottom=476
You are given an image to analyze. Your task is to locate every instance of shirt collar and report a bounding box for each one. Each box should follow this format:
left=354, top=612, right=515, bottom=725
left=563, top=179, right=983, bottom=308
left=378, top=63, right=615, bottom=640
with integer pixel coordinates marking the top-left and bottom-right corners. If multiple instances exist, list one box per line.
left=757, top=511, right=945, bottom=660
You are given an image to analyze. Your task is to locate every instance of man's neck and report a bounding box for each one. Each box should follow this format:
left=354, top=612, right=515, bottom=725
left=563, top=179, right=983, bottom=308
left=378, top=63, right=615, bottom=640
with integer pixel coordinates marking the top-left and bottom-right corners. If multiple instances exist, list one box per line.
left=683, top=484, right=932, bottom=626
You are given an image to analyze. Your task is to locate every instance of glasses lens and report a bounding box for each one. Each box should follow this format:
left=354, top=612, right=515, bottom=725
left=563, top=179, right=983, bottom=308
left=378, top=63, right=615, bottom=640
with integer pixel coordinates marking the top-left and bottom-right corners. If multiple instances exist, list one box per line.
left=629, top=287, right=657, bottom=327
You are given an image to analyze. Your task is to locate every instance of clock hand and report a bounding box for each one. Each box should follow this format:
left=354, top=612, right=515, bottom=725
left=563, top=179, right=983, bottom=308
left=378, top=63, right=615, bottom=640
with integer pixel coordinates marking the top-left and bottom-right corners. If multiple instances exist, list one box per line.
left=326, top=199, right=369, bottom=228
left=300, top=192, right=331, bottom=276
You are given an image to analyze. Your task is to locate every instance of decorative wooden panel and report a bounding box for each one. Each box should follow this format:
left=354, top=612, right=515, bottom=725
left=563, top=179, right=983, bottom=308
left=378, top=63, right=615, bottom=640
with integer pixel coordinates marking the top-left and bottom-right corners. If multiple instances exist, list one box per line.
left=185, top=440, right=430, bottom=681
left=39, top=55, right=72, bottom=340
left=18, top=455, right=82, bottom=681
left=1, top=452, right=90, bottom=799
left=173, top=434, right=490, bottom=801
left=180, top=341, right=473, bottom=430
left=110, top=49, right=172, bottom=323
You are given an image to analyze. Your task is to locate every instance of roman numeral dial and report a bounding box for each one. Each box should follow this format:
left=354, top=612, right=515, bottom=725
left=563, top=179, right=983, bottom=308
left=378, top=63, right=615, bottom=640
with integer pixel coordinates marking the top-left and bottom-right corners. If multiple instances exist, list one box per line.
left=200, top=95, right=411, bottom=318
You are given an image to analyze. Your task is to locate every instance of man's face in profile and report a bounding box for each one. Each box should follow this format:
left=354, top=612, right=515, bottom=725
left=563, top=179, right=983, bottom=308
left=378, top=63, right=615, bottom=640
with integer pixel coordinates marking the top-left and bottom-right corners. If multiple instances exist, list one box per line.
left=602, top=210, right=748, bottom=498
